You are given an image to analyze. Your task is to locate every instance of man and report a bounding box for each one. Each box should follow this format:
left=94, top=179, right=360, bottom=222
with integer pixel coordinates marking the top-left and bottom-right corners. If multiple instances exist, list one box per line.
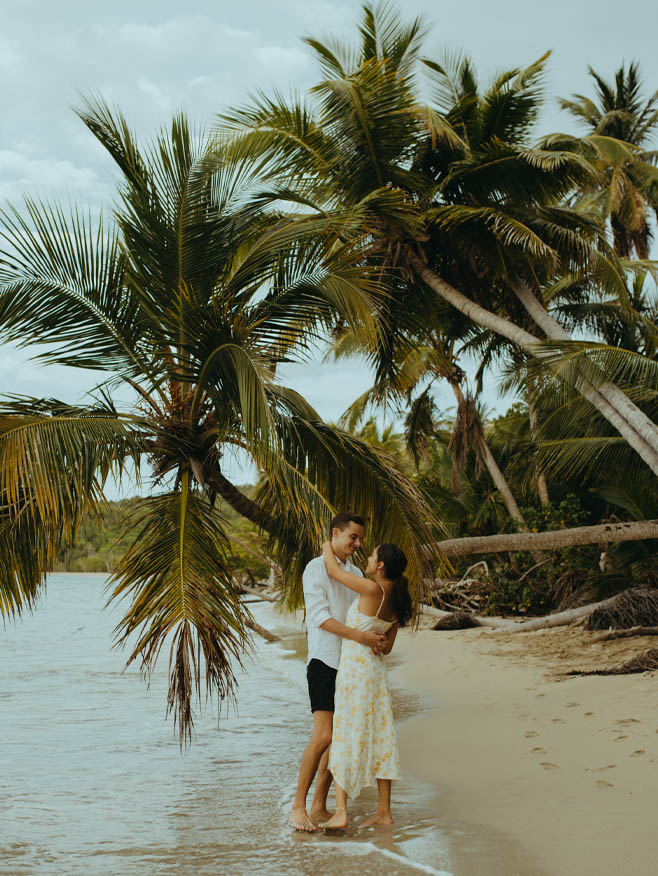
left=289, top=511, right=386, bottom=832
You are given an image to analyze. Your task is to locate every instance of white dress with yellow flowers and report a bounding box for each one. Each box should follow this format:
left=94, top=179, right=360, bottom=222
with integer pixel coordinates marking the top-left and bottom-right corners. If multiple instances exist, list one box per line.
left=328, top=586, right=401, bottom=799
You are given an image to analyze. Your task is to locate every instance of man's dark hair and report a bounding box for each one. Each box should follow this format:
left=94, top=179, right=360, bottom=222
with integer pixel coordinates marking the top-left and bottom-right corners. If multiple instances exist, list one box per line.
left=330, top=510, right=365, bottom=533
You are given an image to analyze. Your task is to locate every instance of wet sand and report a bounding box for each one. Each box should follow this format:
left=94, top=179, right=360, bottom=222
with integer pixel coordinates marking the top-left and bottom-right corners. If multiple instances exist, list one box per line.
left=393, top=620, right=658, bottom=876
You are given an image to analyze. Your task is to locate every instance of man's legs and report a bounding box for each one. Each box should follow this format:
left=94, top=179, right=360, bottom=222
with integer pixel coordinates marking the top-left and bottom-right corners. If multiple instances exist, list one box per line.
left=289, top=710, right=333, bottom=832
left=309, top=747, right=333, bottom=823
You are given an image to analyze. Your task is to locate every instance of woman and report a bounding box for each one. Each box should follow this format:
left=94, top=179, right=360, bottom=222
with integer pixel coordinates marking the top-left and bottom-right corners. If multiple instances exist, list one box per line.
left=320, top=540, right=413, bottom=829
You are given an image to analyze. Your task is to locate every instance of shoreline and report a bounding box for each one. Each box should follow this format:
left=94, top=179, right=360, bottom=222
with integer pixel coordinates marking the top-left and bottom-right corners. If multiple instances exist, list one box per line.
left=392, top=621, right=658, bottom=876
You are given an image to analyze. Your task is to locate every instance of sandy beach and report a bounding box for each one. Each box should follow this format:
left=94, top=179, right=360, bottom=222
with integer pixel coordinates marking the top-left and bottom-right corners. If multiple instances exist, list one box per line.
left=393, top=619, right=658, bottom=876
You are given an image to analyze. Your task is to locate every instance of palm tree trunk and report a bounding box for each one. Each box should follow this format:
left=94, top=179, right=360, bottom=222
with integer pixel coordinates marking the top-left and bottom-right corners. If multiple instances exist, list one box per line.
left=212, top=472, right=277, bottom=534
left=527, top=394, right=550, bottom=506
left=438, top=520, right=658, bottom=557
left=437, top=518, right=658, bottom=556
left=449, top=381, right=529, bottom=530
left=407, top=253, right=658, bottom=476
left=513, top=280, right=658, bottom=457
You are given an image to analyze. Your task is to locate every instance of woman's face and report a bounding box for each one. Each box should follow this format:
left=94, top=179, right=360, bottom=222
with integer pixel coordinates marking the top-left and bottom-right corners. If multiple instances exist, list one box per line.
left=365, top=545, right=380, bottom=577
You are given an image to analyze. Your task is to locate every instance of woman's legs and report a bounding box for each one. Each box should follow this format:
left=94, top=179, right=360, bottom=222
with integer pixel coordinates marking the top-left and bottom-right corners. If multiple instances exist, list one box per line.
left=362, top=779, right=394, bottom=826
left=322, top=782, right=349, bottom=828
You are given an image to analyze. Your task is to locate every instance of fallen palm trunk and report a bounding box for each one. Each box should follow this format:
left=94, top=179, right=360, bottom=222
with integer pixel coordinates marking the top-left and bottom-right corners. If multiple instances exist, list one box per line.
left=490, top=596, right=619, bottom=632
left=246, top=617, right=281, bottom=643
left=437, top=519, right=658, bottom=556
left=429, top=588, right=658, bottom=634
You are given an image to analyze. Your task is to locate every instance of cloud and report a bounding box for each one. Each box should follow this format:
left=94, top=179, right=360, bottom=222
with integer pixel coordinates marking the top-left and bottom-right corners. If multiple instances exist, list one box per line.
left=0, top=149, right=108, bottom=203
left=105, top=16, right=254, bottom=51
left=253, top=44, right=309, bottom=72
left=188, top=75, right=213, bottom=88
left=137, top=78, right=170, bottom=111
left=0, top=35, right=25, bottom=75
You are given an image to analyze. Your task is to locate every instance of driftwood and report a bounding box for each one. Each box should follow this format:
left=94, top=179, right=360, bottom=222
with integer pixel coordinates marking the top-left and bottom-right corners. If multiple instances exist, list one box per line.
left=437, top=519, right=658, bottom=556
left=431, top=562, right=490, bottom=613
left=246, top=618, right=281, bottom=643
left=240, top=584, right=278, bottom=603
left=592, top=626, right=658, bottom=642
left=566, top=648, right=658, bottom=676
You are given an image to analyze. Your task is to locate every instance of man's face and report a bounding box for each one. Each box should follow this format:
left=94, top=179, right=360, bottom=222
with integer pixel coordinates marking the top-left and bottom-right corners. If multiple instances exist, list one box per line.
left=331, top=521, right=364, bottom=560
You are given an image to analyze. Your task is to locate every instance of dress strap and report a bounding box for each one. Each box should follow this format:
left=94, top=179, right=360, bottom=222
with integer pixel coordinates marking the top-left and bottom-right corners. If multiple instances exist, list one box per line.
left=375, top=583, right=386, bottom=619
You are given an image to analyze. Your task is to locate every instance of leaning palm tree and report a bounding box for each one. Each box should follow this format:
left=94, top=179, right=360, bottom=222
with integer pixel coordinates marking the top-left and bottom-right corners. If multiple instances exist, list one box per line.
left=0, top=97, right=444, bottom=743
left=333, top=323, right=531, bottom=529
left=560, top=62, right=658, bottom=257
left=221, top=1, right=658, bottom=481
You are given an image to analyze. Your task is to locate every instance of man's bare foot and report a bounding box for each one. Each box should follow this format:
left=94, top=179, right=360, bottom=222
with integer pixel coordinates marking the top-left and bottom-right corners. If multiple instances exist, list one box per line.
left=361, top=812, right=394, bottom=826
left=289, top=806, right=318, bottom=832
left=322, top=808, right=348, bottom=829
left=309, top=807, right=333, bottom=825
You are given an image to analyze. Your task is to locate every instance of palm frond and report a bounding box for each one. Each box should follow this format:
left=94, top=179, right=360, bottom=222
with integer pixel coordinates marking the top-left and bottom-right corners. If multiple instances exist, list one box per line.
left=108, top=481, right=250, bottom=747
left=0, top=397, right=142, bottom=618
left=525, top=339, right=658, bottom=394
left=258, top=414, right=449, bottom=609
left=404, top=388, right=437, bottom=466
left=0, top=200, right=149, bottom=375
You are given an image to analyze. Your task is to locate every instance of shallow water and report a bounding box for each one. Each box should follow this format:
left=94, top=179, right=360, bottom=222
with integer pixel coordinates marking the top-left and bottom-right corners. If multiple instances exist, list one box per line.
left=1, top=574, right=452, bottom=876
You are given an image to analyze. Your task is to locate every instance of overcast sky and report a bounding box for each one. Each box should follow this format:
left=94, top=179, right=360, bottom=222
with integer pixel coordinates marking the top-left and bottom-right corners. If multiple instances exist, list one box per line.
left=2, top=0, right=657, bottom=487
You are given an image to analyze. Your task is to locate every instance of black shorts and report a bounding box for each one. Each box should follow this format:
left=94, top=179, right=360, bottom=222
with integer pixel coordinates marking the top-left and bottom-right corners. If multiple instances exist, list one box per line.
left=306, top=659, right=338, bottom=713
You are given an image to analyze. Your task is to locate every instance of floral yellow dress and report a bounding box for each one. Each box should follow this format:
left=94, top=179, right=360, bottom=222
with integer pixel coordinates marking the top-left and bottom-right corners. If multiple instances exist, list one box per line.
left=328, top=589, right=401, bottom=799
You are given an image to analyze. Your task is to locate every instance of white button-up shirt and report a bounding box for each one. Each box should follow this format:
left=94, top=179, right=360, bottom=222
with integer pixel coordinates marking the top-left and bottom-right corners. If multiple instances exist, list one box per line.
left=303, top=555, right=362, bottom=669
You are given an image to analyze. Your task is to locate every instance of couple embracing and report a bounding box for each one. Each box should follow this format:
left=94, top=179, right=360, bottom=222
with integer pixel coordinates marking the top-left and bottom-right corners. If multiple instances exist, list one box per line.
left=289, top=511, right=412, bottom=832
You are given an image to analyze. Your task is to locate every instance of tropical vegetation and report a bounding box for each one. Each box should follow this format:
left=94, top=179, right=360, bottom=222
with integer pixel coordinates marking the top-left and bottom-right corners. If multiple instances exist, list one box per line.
left=2, top=1, right=658, bottom=740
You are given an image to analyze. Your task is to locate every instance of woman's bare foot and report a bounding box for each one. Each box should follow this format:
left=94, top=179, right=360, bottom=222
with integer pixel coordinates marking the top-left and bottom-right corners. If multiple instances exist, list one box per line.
left=309, top=807, right=333, bottom=825
left=322, top=808, right=348, bottom=829
left=289, top=806, right=318, bottom=832
left=361, top=811, right=394, bottom=826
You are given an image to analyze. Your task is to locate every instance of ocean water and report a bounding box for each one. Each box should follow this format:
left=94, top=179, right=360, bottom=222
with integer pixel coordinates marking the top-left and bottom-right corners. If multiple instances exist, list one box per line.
left=1, top=574, right=452, bottom=876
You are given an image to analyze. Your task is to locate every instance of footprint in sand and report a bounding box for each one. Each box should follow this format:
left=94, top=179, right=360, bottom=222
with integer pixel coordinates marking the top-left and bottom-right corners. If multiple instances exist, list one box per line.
left=533, top=746, right=546, bottom=753
left=552, top=718, right=566, bottom=724
left=540, top=762, right=559, bottom=770
left=631, top=750, right=645, bottom=757
left=525, top=730, right=539, bottom=738
left=536, top=693, right=545, bottom=698
left=614, top=735, right=628, bottom=741
left=597, top=764, right=617, bottom=771
left=565, top=702, right=580, bottom=708
left=596, top=780, right=614, bottom=789
left=616, top=718, right=641, bottom=725
left=584, top=711, right=594, bottom=716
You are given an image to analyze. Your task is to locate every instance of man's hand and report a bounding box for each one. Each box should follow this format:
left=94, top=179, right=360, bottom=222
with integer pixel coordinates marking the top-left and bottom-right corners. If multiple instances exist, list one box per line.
left=359, top=630, right=386, bottom=653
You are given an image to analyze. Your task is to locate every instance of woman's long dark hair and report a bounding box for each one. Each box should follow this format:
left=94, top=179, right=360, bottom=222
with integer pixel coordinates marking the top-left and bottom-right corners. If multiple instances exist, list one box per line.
left=376, top=543, right=412, bottom=628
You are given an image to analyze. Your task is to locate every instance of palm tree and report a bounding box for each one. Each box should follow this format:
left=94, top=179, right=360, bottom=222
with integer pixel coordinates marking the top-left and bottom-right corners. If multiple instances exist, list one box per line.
left=221, top=1, right=658, bottom=481
left=559, top=62, right=658, bottom=257
left=334, top=324, right=531, bottom=529
left=0, top=97, right=444, bottom=743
